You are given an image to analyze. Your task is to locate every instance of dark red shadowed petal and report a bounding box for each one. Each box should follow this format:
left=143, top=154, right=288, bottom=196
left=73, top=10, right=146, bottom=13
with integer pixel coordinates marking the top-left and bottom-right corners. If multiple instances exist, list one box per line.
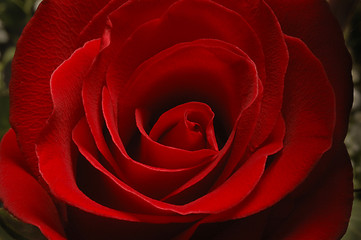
left=81, top=0, right=178, bottom=149
left=265, top=0, right=353, bottom=144
left=265, top=144, right=353, bottom=240
left=71, top=116, right=205, bottom=221
left=226, top=35, right=336, bottom=219
left=72, top=116, right=205, bottom=215
left=214, top=0, right=288, bottom=149
left=78, top=0, right=127, bottom=44
left=192, top=211, right=269, bottom=240
left=9, top=0, right=113, bottom=177
left=106, top=0, right=178, bottom=45
left=66, top=206, right=193, bottom=240
left=209, top=90, right=263, bottom=189
left=114, top=39, right=259, bottom=142
left=0, top=130, right=66, bottom=240
left=106, top=0, right=266, bottom=110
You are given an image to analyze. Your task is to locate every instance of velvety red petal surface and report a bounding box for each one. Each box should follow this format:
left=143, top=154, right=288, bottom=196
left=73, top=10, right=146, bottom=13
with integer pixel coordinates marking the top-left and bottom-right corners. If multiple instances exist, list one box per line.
left=36, top=40, right=148, bottom=222
left=106, top=0, right=266, bottom=112
left=178, top=114, right=284, bottom=215
left=81, top=0, right=178, bottom=162
left=71, top=115, right=207, bottom=221
left=175, top=115, right=285, bottom=238
left=226, top=35, right=336, bottom=219
left=0, top=130, right=65, bottom=240
left=266, top=144, right=353, bottom=240
left=214, top=0, right=289, bottom=149
left=265, top=0, right=353, bottom=143
left=9, top=0, right=112, bottom=177
left=145, top=102, right=217, bottom=152
left=66, top=206, right=193, bottom=240
left=113, top=39, right=260, bottom=143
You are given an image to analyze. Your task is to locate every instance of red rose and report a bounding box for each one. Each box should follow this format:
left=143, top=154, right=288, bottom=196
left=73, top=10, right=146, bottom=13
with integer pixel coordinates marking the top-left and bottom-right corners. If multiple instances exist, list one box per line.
left=0, top=0, right=354, bottom=239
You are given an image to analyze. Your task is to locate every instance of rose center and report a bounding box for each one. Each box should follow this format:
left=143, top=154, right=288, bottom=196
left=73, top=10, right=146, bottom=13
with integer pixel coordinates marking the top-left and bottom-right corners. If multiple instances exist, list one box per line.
left=149, top=102, right=218, bottom=151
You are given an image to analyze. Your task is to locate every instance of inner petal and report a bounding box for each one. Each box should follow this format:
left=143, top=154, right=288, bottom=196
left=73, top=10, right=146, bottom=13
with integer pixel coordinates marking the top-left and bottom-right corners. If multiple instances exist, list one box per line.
left=149, top=102, right=218, bottom=151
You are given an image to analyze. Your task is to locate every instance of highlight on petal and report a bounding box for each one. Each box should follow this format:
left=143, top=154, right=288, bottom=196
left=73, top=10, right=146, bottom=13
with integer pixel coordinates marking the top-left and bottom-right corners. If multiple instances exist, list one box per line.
left=0, top=130, right=66, bottom=240
left=9, top=0, right=113, bottom=177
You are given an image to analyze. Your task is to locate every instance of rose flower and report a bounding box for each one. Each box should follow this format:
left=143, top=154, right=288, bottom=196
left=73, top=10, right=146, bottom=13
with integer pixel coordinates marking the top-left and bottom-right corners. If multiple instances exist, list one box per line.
left=0, top=0, right=354, bottom=239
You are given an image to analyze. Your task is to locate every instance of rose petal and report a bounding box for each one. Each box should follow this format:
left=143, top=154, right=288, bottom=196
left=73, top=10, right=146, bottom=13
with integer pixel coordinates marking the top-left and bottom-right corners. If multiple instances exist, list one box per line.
left=176, top=115, right=284, bottom=214
left=180, top=211, right=269, bottom=240
left=106, top=0, right=265, bottom=111
left=214, top=0, right=289, bottom=149
left=0, top=130, right=66, bottom=240
left=226, top=35, right=336, bottom=219
left=35, top=37, right=201, bottom=222
left=36, top=39, right=140, bottom=222
left=265, top=0, right=353, bottom=143
left=71, top=116, right=205, bottom=221
left=78, top=0, right=127, bottom=44
left=9, top=0, right=112, bottom=177
left=113, top=39, right=259, bottom=144
left=146, top=102, right=217, bottom=151
left=81, top=0, right=179, bottom=158
left=66, top=206, right=192, bottom=240
left=172, top=116, right=285, bottom=237
left=265, top=144, right=353, bottom=239
left=136, top=103, right=218, bottom=169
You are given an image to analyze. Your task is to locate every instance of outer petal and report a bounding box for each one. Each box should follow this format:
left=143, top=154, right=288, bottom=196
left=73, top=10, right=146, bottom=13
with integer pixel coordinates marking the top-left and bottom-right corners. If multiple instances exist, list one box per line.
left=206, top=35, right=336, bottom=221
left=9, top=0, right=113, bottom=177
left=265, top=0, right=353, bottom=143
left=0, top=130, right=65, bottom=240
left=266, top=144, right=353, bottom=239
left=214, top=0, right=289, bottom=148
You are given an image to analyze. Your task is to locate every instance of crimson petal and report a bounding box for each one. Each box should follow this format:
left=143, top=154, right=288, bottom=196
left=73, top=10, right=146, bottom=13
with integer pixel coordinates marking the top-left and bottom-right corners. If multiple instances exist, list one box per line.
left=227, top=35, right=336, bottom=219
left=0, top=130, right=66, bottom=240
left=265, top=0, right=353, bottom=143
left=136, top=103, right=218, bottom=169
left=266, top=144, right=353, bottom=239
left=9, top=0, right=112, bottom=177
left=214, top=0, right=288, bottom=149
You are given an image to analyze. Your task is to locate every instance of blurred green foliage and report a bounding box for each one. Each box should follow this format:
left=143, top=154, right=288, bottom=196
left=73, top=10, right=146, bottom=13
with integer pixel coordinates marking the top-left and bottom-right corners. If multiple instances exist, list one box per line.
left=342, top=2, right=361, bottom=238
left=345, top=0, right=361, bottom=200
left=0, top=0, right=360, bottom=239
left=343, top=200, right=361, bottom=240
